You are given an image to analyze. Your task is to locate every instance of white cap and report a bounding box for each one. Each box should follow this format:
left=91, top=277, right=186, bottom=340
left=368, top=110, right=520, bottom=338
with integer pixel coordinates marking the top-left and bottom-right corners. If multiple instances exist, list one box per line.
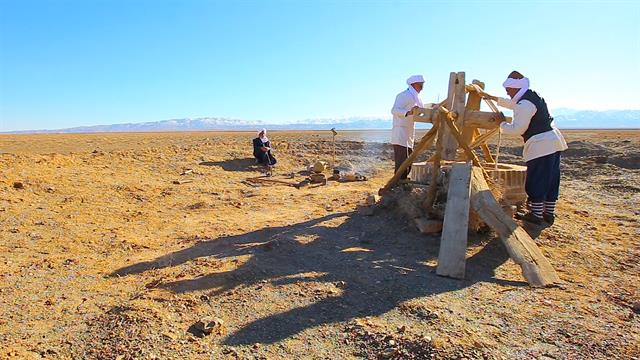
left=406, top=74, right=425, bottom=85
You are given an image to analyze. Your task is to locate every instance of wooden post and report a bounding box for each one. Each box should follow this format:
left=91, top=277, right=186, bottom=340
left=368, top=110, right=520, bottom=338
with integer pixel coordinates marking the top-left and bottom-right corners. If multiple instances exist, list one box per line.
left=423, top=117, right=444, bottom=213
left=469, top=167, right=561, bottom=287
left=463, top=80, right=495, bottom=163
left=436, top=163, right=472, bottom=279
left=439, top=72, right=459, bottom=161
left=462, top=80, right=484, bottom=144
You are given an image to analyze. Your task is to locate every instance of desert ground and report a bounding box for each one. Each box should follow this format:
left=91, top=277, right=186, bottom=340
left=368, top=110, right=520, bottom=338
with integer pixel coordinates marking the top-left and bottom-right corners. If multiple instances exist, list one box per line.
left=1, top=129, right=638, bottom=359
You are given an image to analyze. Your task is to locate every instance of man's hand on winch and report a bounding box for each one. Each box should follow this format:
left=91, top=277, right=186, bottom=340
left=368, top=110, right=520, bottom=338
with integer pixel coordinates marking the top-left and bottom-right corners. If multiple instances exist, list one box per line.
left=482, top=92, right=499, bottom=102
left=405, top=106, right=420, bottom=117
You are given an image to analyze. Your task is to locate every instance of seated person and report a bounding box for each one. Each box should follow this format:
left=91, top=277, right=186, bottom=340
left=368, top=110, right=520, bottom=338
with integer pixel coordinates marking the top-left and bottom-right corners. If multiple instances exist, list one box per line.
left=252, top=129, right=277, bottom=167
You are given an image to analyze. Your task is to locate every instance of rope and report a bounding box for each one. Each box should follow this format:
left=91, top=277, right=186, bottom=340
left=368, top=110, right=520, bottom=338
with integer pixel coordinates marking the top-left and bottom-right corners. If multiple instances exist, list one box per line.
left=479, top=96, right=503, bottom=171
left=494, top=127, right=502, bottom=171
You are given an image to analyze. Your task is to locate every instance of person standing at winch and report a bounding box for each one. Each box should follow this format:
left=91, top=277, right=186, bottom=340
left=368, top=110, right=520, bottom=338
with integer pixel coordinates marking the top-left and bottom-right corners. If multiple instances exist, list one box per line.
left=485, top=71, right=568, bottom=225
left=391, top=75, right=425, bottom=180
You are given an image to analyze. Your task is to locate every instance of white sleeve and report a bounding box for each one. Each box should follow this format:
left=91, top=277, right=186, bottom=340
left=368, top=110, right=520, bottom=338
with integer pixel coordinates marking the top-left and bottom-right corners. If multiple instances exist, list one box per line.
left=500, top=100, right=537, bottom=136
left=391, top=92, right=413, bottom=118
left=496, top=97, right=515, bottom=110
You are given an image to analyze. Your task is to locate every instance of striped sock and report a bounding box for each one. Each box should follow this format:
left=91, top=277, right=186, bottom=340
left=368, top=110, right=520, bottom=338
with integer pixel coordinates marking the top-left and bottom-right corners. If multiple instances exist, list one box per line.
left=528, top=201, right=544, bottom=219
left=544, top=201, right=556, bottom=216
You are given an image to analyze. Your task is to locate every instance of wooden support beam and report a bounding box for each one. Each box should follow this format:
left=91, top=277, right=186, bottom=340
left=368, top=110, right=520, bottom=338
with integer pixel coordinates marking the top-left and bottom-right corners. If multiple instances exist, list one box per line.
left=410, top=99, right=450, bottom=123
left=423, top=117, right=444, bottom=213
left=469, top=167, right=561, bottom=287
left=439, top=72, right=460, bottom=161
left=411, top=108, right=438, bottom=123
left=443, top=116, right=484, bottom=170
left=427, top=123, right=497, bottom=163
left=379, top=125, right=438, bottom=194
left=469, top=128, right=499, bottom=149
left=475, top=128, right=495, bottom=163
left=437, top=163, right=472, bottom=279
left=462, top=80, right=484, bottom=144
left=464, top=110, right=511, bottom=129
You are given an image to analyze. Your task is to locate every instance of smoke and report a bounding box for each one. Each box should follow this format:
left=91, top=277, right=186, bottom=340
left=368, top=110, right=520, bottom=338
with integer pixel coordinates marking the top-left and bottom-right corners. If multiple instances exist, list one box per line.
left=330, top=132, right=394, bottom=177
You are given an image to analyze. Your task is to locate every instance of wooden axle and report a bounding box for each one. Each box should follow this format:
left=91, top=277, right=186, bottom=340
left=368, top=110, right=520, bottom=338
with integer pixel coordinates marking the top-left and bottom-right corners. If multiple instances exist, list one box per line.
left=412, top=108, right=510, bottom=129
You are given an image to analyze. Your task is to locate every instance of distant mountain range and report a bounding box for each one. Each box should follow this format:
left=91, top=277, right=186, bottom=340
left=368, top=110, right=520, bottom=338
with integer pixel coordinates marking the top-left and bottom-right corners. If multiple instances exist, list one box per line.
left=4, top=110, right=639, bottom=134
left=551, top=109, right=639, bottom=128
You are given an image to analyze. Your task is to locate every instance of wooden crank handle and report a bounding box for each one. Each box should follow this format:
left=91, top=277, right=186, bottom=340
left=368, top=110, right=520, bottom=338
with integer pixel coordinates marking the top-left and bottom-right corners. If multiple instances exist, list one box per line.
left=465, top=83, right=498, bottom=100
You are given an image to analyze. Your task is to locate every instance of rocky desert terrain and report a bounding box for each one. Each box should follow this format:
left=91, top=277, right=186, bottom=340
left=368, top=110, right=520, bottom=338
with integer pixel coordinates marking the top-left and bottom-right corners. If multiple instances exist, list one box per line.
left=1, top=130, right=638, bottom=359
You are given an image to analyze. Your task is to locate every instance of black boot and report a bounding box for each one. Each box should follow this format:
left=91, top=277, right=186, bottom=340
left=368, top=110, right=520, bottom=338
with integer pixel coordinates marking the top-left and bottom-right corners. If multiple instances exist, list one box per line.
left=515, top=211, right=543, bottom=225
left=543, top=213, right=555, bottom=225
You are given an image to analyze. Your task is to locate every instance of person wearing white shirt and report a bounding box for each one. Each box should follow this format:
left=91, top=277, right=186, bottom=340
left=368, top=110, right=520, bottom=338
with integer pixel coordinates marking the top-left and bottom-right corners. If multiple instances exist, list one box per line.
left=391, top=75, right=425, bottom=179
left=486, top=71, right=568, bottom=225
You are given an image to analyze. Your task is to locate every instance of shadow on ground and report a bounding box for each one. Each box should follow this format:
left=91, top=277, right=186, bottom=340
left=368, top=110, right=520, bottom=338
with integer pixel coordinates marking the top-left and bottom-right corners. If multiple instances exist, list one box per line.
left=111, top=211, right=525, bottom=346
left=199, top=158, right=260, bottom=172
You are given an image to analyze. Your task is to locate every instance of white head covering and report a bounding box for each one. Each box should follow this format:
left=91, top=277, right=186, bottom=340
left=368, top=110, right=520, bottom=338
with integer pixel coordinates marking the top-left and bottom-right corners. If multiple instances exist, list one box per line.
left=502, top=76, right=530, bottom=102
left=406, top=74, right=425, bottom=85
left=258, top=128, right=268, bottom=143
left=406, top=75, right=425, bottom=108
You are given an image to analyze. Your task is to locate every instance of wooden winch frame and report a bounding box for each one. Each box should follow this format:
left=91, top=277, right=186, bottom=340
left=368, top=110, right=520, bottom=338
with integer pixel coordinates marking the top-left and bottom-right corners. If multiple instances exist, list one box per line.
left=380, top=72, right=560, bottom=287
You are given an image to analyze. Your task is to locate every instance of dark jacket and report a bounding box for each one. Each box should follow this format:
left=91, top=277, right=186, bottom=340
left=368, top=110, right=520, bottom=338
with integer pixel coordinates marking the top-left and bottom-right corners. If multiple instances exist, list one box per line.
left=253, top=138, right=270, bottom=157
left=518, top=89, right=554, bottom=142
left=253, top=138, right=277, bottom=165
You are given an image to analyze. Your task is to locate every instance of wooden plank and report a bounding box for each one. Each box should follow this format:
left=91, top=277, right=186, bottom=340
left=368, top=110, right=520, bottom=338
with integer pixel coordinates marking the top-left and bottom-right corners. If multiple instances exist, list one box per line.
left=415, top=217, right=443, bottom=234
left=469, top=167, right=561, bottom=287
left=246, top=177, right=299, bottom=188
left=436, top=163, right=472, bottom=279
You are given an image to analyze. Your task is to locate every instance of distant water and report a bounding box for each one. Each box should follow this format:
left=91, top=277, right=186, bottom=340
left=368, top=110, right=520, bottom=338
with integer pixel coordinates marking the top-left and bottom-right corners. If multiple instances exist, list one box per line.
left=323, top=129, right=430, bottom=144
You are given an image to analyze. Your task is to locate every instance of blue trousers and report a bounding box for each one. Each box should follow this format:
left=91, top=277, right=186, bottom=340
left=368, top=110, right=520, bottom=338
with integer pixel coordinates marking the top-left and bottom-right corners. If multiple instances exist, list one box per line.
left=525, top=151, right=561, bottom=203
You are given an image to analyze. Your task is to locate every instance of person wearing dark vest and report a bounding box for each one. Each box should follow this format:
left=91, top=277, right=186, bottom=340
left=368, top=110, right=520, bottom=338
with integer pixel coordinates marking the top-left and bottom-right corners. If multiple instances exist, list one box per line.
left=486, top=71, right=568, bottom=225
left=253, top=128, right=277, bottom=172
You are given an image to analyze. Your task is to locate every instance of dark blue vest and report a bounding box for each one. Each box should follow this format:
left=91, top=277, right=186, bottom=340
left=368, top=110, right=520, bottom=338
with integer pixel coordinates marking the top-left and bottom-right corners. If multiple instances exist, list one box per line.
left=518, top=90, right=553, bottom=142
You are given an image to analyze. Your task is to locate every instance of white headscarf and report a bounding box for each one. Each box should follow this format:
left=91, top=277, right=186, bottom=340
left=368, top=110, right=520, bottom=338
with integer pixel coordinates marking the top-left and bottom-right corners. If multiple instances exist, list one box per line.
left=258, top=128, right=268, bottom=143
left=406, top=75, right=425, bottom=108
left=502, top=76, right=530, bottom=102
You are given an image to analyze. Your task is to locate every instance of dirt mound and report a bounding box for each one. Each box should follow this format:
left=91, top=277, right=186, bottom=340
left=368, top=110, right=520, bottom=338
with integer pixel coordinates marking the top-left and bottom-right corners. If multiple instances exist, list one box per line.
left=608, top=155, right=640, bottom=169
left=563, top=140, right=611, bottom=158
left=563, top=140, right=640, bottom=169
left=75, top=305, right=171, bottom=360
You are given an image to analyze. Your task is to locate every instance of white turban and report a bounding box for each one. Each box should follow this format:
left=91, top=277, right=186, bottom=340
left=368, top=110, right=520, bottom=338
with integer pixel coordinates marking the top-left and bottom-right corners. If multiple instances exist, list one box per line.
left=406, top=74, right=425, bottom=85
left=406, top=76, right=424, bottom=108
left=502, top=76, right=530, bottom=102
left=258, top=128, right=268, bottom=143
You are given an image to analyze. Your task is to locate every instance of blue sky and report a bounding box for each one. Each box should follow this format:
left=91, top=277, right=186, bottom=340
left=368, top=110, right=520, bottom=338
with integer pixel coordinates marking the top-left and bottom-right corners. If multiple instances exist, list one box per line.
left=1, top=0, right=639, bottom=131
